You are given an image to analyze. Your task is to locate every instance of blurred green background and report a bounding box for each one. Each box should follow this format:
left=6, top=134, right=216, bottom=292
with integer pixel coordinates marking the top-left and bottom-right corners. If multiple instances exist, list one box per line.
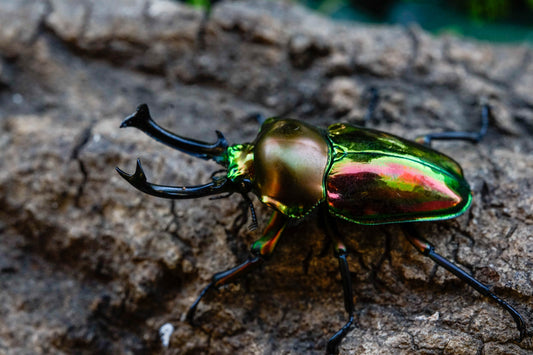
left=303, top=0, right=533, bottom=43
left=188, top=0, right=533, bottom=44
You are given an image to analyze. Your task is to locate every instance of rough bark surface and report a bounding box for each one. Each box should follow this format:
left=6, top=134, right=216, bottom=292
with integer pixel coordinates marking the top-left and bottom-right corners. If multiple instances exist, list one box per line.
left=1, top=1, right=532, bottom=354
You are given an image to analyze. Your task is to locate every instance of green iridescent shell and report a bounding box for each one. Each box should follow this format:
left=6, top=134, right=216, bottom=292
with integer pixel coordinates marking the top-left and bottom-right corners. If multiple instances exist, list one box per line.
left=325, top=123, right=471, bottom=225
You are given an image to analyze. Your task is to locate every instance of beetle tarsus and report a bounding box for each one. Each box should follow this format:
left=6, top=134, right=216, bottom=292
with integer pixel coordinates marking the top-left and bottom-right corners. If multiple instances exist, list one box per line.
left=404, top=224, right=527, bottom=340
left=186, top=256, right=264, bottom=323
left=322, top=211, right=356, bottom=355
left=186, top=281, right=215, bottom=325
left=326, top=314, right=355, bottom=355
left=415, top=104, right=490, bottom=146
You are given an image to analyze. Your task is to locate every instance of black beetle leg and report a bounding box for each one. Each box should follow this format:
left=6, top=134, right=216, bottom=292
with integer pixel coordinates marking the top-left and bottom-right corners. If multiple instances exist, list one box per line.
left=186, top=256, right=263, bottom=323
left=363, top=87, right=380, bottom=126
left=186, top=211, right=288, bottom=323
left=321, top=211, right=356, bottom=355
left=415, top=104, right=489, bottom=147
left=241, top=193, right=258, bottom=231
left=403, top=224, right=527, bottom=341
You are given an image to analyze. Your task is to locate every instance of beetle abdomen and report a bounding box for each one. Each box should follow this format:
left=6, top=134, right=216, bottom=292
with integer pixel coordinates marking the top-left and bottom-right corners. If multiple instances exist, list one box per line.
left=326, top=124, right=472, bottom=224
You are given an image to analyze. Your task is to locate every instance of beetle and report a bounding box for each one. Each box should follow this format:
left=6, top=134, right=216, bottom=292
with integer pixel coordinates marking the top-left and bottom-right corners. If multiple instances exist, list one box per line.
left=116, top=103, right=527, bottom=354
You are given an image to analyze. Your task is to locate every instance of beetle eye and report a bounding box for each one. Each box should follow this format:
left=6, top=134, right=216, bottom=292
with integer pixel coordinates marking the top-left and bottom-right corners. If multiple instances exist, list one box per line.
left=283, top=122, right=299, bottom=130
left=240, top=179, right=253, bottom=193
left=278, top=122, right=300, bottom=134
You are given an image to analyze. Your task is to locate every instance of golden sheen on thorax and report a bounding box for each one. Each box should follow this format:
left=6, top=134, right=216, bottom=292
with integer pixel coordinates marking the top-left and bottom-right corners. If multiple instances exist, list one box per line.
left=252, top=119, right=330, bottom=217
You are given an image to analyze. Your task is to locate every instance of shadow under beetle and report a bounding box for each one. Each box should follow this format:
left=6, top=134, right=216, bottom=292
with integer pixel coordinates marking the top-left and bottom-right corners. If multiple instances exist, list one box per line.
left=116, top=103, right=527, bottom=354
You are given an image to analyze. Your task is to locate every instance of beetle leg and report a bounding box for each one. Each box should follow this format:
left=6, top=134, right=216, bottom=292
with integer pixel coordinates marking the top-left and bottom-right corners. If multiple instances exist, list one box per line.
left=415, top=104, right=489, bottom=146
left=186, top=256, right=262, bottom=324
left=327, top=244, right=356, bottom=355
left=186, top=211, right=288, bottom=324
left=403, top=224, right=527, bottom=341
left=241, top=193, right=259, bottom=231
left=363, top=86, right=380, bottom=125
left=321, top=212, right=356, bottom=355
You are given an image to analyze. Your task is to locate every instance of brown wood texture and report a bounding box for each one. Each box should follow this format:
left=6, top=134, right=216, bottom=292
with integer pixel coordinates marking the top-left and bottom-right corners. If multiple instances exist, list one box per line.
left=0, top=1, right=532, bottom=354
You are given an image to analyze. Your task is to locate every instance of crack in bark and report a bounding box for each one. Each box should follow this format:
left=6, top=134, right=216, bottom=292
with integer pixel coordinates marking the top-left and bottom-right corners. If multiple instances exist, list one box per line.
left=70, top=124, right=93, bottom=208
left=164, top=200, right=193, bottom=249
left=79, top=1, right=93, bottom=42
left=27, top=0, right=53, bottom=46
left=368, top=230, right=396, bottom=294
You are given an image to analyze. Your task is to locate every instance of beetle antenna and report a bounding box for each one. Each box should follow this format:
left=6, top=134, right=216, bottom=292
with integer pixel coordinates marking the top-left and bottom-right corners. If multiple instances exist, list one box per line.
left=241, top=193, right=258, bottom=231
left=248, top=203, right=258, bottom=231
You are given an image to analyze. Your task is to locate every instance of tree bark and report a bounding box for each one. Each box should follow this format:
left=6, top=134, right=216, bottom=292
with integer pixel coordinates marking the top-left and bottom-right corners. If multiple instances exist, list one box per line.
left=0, top=0, right=532, bottom=354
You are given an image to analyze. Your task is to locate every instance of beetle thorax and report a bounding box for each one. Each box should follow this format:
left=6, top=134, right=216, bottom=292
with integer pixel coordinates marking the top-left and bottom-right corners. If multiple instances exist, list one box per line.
left=251, top=118, right=330, bottom=218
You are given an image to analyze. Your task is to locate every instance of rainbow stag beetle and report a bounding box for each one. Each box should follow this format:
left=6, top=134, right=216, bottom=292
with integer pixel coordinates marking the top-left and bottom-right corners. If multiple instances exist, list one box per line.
left=116, top=103, right=527, bottom=354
